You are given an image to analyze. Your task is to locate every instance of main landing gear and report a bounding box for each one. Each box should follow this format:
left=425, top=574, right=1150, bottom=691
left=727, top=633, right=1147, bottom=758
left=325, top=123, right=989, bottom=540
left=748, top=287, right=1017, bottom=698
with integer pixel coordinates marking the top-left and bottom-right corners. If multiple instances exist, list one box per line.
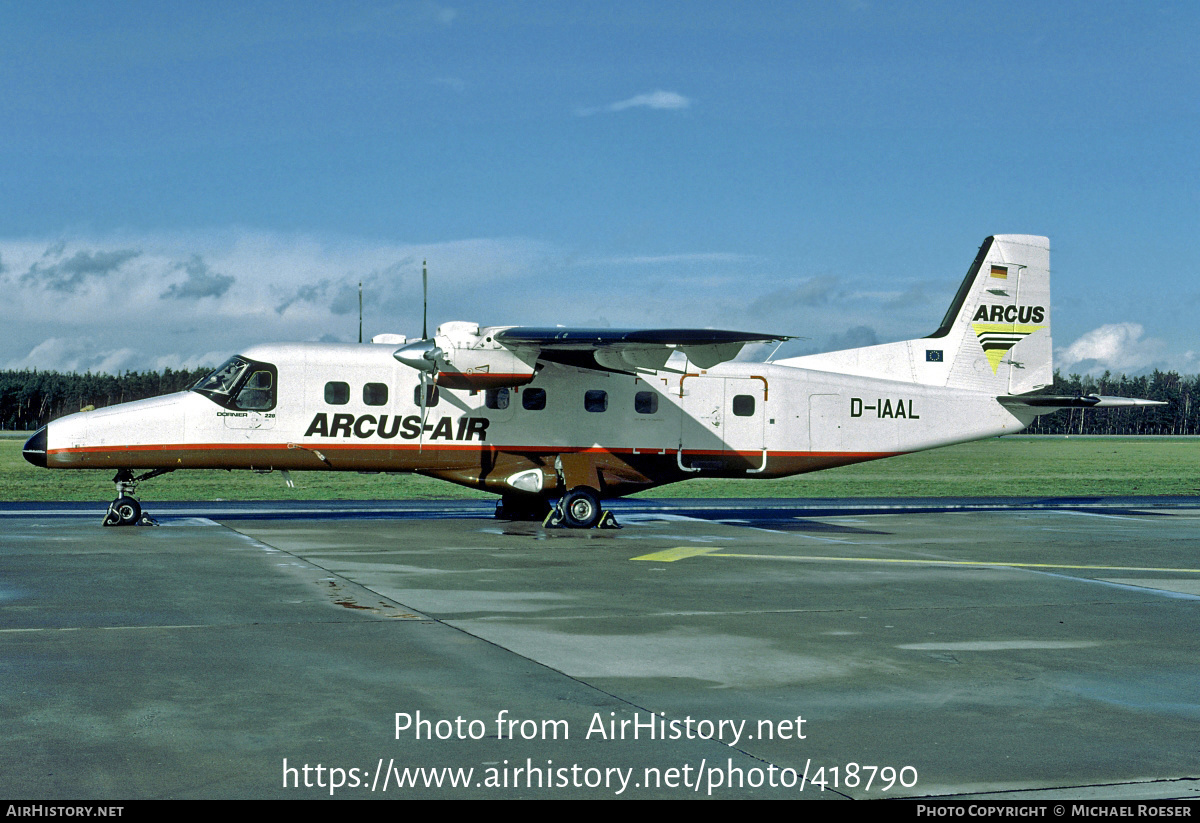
left=544, top=487, right=620, bottom=530
left=495, top=488, right=620, bottom=529
left=103, top=469, right=172, bottom=527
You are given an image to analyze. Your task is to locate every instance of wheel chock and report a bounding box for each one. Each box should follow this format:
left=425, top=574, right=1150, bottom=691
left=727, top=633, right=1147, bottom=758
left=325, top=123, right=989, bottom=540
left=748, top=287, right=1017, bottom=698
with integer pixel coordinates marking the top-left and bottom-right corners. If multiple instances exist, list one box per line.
left=597, top=510, right=621, bottom=529
left=541, top=507, right=621, bottom=530
left=542, top=503, right=568, bottom=529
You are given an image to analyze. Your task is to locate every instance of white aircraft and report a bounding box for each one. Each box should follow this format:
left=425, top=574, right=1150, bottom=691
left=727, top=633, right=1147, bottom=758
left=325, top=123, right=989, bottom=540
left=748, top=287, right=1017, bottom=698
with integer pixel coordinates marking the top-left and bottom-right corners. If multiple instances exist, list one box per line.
left=22, top=235, right=1160, bottom=528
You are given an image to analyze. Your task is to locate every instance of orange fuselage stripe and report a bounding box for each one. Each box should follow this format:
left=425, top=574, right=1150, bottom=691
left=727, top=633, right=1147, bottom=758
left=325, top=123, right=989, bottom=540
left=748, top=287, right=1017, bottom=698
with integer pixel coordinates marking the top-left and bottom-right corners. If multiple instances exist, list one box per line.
left=48, top=443, right=898, bottom=459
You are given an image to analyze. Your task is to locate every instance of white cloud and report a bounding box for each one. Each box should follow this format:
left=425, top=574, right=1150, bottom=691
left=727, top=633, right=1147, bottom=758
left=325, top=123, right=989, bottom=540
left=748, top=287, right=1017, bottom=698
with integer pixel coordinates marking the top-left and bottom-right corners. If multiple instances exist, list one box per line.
left=576, top=90, right=692, bottom=116
left=7, top=338, right=143, bottom=375
left=0, top=231, right=559, bottom=373
left=1057, top=322, right=1197, bottom=375
left=7, top=230, right=1191, bottom=378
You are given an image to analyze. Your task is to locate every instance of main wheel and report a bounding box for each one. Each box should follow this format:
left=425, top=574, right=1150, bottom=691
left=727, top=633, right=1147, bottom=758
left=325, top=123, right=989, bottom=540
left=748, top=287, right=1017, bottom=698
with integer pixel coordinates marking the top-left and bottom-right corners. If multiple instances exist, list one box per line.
left=560, top=487, right=602, bottom=529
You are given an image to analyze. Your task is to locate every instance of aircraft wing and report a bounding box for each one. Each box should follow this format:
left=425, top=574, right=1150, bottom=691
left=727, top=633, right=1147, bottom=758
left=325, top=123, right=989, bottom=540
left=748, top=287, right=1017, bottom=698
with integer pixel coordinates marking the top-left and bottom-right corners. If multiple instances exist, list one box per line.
left=492, top=327, right=791, bottom=373
left=998, top=394, right=1167, bottom=410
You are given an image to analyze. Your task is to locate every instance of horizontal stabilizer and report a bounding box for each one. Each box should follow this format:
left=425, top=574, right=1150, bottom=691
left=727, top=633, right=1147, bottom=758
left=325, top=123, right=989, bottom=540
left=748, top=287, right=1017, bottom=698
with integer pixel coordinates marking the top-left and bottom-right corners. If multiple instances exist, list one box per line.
left=998, top=394, right=1167, bottom=411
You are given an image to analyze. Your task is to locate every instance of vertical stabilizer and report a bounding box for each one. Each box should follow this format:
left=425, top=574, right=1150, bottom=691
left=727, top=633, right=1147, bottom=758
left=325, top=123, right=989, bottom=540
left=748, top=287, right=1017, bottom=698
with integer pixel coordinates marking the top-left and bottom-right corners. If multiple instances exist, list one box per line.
left=933, top=235, right=1052, bottom=395
left=777, top=235, right=1053, bottom=394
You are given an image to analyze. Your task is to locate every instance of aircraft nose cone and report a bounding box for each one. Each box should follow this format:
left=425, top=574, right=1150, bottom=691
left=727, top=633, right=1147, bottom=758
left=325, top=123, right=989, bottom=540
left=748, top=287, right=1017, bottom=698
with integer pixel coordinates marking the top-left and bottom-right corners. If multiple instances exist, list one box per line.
left=22, top=426, right=47, bottom=468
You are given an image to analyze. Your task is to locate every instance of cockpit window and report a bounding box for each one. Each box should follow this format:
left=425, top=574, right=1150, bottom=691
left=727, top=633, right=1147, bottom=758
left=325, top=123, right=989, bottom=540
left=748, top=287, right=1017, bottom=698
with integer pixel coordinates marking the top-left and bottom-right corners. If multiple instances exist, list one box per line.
left=193, top=356, right=249, bottom=396
left=192, top=355, right=278, bottom=411
left=236, top=370, right=274, bottom=410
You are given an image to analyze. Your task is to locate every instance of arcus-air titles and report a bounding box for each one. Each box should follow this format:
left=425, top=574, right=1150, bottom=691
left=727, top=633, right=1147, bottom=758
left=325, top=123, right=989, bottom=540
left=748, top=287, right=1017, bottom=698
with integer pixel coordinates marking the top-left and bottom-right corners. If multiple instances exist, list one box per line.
left=22, top=235, right=1161, bottom=528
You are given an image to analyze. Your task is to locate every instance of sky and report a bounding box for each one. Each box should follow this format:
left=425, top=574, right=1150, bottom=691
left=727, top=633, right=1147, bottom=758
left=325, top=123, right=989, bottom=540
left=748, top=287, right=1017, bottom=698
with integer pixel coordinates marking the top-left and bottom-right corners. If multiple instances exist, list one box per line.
left=1, top=1, right=1197, bottom=377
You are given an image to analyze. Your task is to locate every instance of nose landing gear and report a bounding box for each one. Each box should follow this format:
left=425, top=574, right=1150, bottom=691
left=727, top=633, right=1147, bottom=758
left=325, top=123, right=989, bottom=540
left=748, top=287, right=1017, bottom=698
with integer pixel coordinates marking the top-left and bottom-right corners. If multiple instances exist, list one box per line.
left=102, top=468, right=173, bottom=527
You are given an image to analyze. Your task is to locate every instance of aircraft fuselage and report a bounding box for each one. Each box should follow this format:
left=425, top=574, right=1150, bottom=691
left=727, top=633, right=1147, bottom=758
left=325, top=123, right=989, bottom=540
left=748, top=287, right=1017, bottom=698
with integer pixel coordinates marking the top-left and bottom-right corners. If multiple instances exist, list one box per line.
left=35, top=340, right=1029, bottom=499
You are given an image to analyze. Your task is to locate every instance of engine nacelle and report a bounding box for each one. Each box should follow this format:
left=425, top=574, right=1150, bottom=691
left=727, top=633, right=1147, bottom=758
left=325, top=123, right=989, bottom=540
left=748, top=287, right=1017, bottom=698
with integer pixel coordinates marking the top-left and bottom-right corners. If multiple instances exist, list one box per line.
left=394, top=322, right=538, bottom=390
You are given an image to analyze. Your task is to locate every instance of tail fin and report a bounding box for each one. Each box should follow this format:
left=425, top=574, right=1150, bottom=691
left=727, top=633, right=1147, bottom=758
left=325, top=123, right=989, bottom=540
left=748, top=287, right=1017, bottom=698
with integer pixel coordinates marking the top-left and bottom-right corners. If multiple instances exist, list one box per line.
left=779, top=235, right=1053, bottom=395
left=932, top=234, right=1052, bottom=394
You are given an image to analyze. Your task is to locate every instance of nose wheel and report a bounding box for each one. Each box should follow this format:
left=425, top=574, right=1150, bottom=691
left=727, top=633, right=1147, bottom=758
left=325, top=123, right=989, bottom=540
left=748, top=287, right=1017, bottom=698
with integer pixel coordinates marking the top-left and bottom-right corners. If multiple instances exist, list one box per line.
left=104, top=495, right=143, bottom=527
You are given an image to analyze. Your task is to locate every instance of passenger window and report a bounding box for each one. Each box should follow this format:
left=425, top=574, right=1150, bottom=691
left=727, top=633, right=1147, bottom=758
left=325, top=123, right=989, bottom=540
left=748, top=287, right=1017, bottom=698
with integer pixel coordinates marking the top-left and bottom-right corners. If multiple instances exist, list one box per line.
left=523, top=388, right=546, bottom=411
left=325, top=381, right=349, bottom=405
left=363, top=383, right=388, bottom=406
left=485, top=388, right=509, bottom=410
left=584, top=390, right=607, bottom=413
left=635, top=391, right=658, bottom=415
left=414, top=385, right=439, bottom=407
left=732, top=394, right=755, bottom=417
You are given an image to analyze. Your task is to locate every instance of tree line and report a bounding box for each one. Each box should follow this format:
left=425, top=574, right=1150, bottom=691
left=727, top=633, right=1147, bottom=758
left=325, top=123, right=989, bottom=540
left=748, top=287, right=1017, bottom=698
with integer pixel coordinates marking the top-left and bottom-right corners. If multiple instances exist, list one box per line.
left=0, top=366, right=1196, bottom=435
left=1026, top=370, right=1200, bottom=436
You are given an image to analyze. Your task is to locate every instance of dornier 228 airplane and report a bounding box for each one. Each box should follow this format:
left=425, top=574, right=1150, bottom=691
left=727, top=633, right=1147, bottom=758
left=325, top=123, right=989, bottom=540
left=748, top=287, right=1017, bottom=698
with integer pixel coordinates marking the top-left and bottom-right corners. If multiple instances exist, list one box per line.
left=22, top=235, right=1161, bottom=528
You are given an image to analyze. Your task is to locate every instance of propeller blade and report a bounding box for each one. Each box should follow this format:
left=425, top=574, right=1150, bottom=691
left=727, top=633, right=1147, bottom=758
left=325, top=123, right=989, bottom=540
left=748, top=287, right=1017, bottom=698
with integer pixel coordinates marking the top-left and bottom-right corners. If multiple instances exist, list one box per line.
left=422, top=260, right=428, bottom=341
left=418, top=371, right=427, bottom=452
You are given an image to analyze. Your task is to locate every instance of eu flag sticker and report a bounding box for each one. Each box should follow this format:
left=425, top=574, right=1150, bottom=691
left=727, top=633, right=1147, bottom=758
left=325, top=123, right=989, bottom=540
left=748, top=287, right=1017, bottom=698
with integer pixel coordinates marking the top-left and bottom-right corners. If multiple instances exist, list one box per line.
left=926, top=350, right=943, bottom=362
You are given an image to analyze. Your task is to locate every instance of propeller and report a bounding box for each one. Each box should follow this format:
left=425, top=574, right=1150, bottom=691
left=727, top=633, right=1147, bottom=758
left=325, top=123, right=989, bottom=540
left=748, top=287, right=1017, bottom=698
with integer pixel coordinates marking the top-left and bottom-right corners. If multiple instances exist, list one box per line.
left=392, top=260, right=445, bottom=451
left=393, top=339, right=446, bottom=375
left=394, top=260, right=444, bottom=375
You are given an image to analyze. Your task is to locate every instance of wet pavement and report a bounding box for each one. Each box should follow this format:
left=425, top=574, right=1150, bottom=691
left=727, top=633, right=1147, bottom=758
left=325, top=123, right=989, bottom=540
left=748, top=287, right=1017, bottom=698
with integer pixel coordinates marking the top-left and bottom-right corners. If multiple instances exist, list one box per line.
left=2, top=499, right=1200, bottom=799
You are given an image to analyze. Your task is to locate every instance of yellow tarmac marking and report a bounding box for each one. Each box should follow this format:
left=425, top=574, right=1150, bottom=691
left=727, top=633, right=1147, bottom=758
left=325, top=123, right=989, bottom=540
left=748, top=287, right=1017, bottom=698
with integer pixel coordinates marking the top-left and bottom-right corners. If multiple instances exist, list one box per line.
left=672, top=552, right=1200, bottom=574
left=630, top=546, right=725, bottom=562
